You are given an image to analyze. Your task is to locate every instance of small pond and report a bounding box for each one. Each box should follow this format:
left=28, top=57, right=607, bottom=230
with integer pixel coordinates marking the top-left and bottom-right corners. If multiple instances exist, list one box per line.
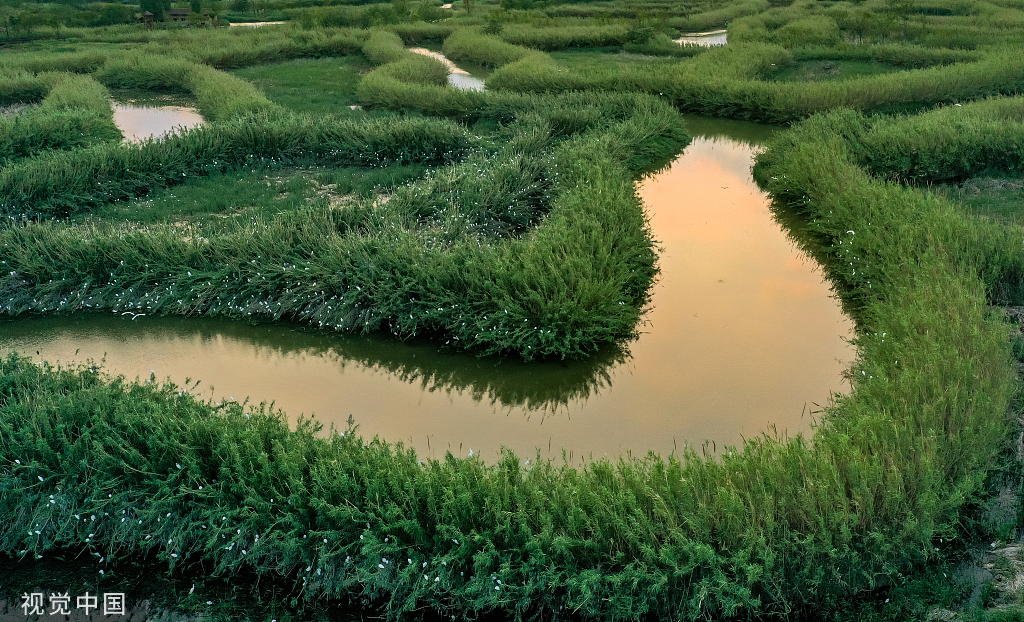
left=675, top=29, right=728, bottom=46
left=0, top=116, right=853, bottom=462
left=111, top=91, right=205, bottom=143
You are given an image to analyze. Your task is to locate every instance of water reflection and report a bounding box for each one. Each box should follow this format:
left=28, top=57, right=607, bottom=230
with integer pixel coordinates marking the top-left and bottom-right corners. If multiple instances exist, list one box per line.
left=0, top=117, right=853, bottom=461
left=674, top=30, right=728, bottom=47
left=0, top=313, right=626, bottom=411
left=111, top=91, right=204, bottom=143
left=229, top=21, right=287, bottom=27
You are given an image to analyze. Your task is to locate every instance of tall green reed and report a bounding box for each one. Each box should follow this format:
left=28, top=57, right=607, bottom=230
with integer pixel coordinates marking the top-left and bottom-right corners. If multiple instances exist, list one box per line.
left=0, top=73, right=122, bottom=164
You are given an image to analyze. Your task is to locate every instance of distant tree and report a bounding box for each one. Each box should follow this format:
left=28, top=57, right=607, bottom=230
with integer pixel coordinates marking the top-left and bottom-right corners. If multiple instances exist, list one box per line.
left=93, top=3, right=133, bottom=25
left=462, top=0, right=472, bottom=14
left=412, top=0, right=436, bottom=21
left=140, top=0, right=170, bottom=19
left=498, top=0, right=532, bottom=11
left=483, top=7, right=506, bottom=34
left=11, top=11, right=44, bottom=37
left=0, top=7, right=14, bottom=38
left=190, top=0, right=201, bottom=15
left=846, top=8, right=873, bottom=43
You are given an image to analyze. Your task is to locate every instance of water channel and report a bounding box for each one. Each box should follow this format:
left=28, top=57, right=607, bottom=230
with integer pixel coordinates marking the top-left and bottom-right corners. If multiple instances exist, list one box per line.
left=409, top=46, right=489, bottom=91
left=0, top=55, right=853, bottom=463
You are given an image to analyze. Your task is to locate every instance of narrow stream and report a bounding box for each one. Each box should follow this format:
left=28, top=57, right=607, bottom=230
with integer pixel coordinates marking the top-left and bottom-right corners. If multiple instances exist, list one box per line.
left=0, top=115, right=853, bottom=462
left=408, top=47, right=488, bottom=91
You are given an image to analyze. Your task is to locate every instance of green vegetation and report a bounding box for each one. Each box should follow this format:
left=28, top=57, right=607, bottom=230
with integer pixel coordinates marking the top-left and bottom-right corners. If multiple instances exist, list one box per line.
left=926, top=177, right=1024, bottom=226
left=0, top=112, right=469, bottom=217
left=80, top=162, right=428, bottom=225
left=489, top=41, right=1024, bottom=123
left=764, top=59, right=902, bottom=83
left=4, top=0, right=1024, bottom=618
left=0, top=25, right=689, bottom=362
left=229, top=56, right=372, bottom=113
left=0, top=72, right=121, bottom=164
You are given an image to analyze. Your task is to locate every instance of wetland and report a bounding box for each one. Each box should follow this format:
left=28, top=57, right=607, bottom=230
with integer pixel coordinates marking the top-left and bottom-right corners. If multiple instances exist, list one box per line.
left=3, top=3, right=1024, bottom=618
left=0, top=116, right=852, bottom=461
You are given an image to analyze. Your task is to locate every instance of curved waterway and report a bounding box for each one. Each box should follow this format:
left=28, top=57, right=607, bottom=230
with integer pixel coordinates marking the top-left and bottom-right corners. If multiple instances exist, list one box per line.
left=0, top=117, right=853, bottom=462
left=408, top=47, right=489, bottom=91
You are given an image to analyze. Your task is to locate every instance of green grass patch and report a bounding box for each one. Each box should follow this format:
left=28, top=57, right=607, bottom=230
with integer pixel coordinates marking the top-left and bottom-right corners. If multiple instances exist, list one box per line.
left=924, top=177, right=1024, bottom=226
left=766, top=59, right=904, bottom=83
left=82, top=164, right=428, bottom=227
left=230, top=56, right=373, bottom=115
left=549, top=47, right=679, bottom=71
left=0, top=73, right=122, bottom=165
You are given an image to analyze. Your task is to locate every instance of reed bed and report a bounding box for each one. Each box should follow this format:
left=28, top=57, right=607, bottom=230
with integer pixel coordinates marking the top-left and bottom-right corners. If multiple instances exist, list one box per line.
left=792, top=43, right=979, bottom=68
left=0, top=73, right=121, bottom=164
left=666, top=0, right=769, bottom=33
left=96, top=54, right=278, bottom=121
left=389, top=21, right=459, bottom=44
left=0, top=113, right=471, bottom=219
left=0, top=50, right=110, bottom=76
left=488, top=41, right=1024, bottom=123
left=2, top=9, right=1024, bottom=618
left=498, top=24, right=631, bottom=50
left=0, top=182, right=1015, bottom=617
left=850, top=96, right=1024, bottom=183
left=0, top=95, right=686, bottom=360
left=442, top=29, right=540, bottom=68
left=0, top=27, right=367, bottom=76
left=0, top=69, right=49, bottom=106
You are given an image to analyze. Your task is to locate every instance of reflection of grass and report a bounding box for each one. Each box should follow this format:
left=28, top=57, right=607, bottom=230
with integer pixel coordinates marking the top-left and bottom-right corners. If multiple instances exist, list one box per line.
left=766, top=60, right=902, bottom=83
left=924, top=177, right=1024, bottom=226
left=0, top=297, right=629, bottom=415
left=679, top=113, right=779, bottom=147
left=327, top=331, right=630, bottom=414
left=230, top=56, right=373, bottom=115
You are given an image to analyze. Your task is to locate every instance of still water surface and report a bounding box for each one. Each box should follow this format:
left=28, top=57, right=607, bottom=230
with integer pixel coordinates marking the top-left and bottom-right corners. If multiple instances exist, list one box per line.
left=111, top=91, right=205, bottom=143
left=674, top=30, right=728, bottom=46
left=0, top=117, right=853, bottom=461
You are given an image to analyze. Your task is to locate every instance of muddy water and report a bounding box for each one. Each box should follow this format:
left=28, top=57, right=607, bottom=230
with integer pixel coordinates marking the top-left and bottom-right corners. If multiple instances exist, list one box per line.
left=408, top=47, right=488, bottom=91
left=0, top=117, right=853, bottom=461
left=674, top=29, right=728, bottom=46
left=111, top=92, right=204, bottom=143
